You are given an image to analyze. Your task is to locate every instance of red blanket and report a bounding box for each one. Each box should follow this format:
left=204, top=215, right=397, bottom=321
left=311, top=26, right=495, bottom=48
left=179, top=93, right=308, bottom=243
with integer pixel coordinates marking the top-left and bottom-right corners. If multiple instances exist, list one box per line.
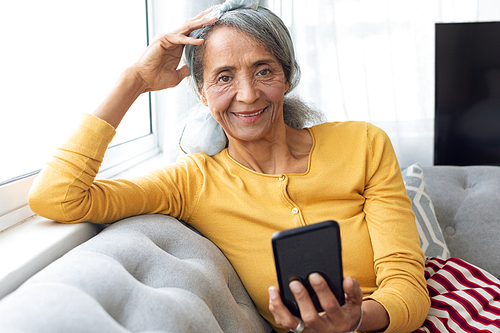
left=414, top=257, right=500, bottom=332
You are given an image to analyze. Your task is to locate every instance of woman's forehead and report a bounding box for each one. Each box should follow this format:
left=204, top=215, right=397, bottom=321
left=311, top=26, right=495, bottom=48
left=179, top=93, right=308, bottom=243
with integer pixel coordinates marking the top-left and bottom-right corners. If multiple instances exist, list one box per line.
left=202, top=26, right=277, bottom=69
left=204, top=26, right=258, bottom=51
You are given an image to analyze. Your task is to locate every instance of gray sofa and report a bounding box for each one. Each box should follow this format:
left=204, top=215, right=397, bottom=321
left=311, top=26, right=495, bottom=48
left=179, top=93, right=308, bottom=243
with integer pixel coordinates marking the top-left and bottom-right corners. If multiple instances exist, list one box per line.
left=422, top=165, right=500, bottom=278
left=0, top=165, right=498, bottom=332
left=0, top=215, right=273, bottom=333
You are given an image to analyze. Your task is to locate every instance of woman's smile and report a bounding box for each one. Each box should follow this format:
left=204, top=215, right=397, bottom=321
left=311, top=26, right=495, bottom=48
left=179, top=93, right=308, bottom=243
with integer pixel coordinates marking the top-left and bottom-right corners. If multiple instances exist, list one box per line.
left=232, top=107, right=267, bottom=121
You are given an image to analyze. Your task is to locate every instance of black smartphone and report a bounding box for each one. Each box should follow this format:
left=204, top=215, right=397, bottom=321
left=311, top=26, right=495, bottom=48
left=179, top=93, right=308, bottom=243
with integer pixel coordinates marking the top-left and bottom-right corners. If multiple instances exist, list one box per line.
left=272, top=220, right=345, bottom=318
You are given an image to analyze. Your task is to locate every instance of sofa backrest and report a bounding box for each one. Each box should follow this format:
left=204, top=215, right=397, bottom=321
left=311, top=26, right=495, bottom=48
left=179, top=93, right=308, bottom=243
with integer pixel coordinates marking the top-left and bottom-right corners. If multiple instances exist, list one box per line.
left=422, top=166, right=500, bottom=278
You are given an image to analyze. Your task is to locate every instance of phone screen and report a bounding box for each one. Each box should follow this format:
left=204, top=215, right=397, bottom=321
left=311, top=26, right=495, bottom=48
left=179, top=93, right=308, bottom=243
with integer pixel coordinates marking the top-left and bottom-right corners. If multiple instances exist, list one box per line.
left=272, top=220, right=345, bottom=318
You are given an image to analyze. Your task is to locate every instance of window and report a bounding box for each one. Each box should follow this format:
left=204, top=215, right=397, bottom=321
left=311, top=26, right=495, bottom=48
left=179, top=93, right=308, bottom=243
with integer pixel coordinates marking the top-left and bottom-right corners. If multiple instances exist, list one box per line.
left=0, top=0, right=156, bottom=231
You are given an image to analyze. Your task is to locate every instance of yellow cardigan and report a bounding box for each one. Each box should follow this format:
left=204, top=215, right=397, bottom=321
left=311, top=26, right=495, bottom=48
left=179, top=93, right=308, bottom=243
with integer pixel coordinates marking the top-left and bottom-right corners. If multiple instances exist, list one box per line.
left=29, top=113, right=430, bottom=332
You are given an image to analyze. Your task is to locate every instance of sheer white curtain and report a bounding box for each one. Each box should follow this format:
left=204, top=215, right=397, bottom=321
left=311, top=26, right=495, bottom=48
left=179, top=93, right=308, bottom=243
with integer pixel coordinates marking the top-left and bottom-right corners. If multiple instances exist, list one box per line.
left=267, top=0, right=500, bottom=168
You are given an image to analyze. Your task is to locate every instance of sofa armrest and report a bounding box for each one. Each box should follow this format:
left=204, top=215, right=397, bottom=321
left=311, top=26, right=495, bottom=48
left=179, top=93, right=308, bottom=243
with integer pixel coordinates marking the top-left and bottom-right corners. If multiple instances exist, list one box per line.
left=0, top=214, right=272, bottom=332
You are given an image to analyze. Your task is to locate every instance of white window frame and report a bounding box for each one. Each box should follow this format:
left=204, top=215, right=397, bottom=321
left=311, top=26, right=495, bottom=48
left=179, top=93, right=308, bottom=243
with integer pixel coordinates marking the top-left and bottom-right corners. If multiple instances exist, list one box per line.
left=0, top=1, right=161, bottom=300
left=0, top=1, right=158, bottom=233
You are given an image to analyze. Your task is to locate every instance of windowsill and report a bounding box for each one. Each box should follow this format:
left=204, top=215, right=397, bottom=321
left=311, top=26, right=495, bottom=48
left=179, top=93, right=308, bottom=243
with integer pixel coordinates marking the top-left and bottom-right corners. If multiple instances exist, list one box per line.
left=0, top=152, right=167, bottom=300
left=0, top=216, right=103, bottom=299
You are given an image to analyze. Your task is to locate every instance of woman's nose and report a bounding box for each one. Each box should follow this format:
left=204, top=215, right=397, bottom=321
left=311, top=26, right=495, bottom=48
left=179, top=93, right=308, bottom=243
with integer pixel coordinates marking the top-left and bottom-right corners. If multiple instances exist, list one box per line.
left=236, top=78, right=260, bottom=104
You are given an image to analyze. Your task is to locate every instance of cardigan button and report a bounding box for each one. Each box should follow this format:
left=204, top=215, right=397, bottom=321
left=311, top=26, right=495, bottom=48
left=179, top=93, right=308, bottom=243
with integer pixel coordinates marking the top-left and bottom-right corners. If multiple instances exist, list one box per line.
left=292, top=208, right=299, bottom=215
left=278, top=175, right=286, bottom=181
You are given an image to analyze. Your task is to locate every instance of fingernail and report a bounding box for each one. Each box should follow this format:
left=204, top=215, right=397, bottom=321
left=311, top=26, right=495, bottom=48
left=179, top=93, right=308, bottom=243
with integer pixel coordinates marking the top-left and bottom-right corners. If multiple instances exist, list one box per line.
left=269, top=287, right=278, bottom=300
left=290, top=281, right=302, bottom=293
left=344, top=276, right=353, bottom=287
left=310, top=273, right=322, bottom=285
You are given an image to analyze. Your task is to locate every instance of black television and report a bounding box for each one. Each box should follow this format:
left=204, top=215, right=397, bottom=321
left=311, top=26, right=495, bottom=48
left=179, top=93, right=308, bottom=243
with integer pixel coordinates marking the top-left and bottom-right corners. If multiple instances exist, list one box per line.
left=435, top=22, right=500, bottom=166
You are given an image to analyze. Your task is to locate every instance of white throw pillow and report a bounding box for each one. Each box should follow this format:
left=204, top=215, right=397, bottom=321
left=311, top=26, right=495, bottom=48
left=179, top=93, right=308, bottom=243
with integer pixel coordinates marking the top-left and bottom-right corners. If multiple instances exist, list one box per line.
left=402, top=163, right=451, bottom=259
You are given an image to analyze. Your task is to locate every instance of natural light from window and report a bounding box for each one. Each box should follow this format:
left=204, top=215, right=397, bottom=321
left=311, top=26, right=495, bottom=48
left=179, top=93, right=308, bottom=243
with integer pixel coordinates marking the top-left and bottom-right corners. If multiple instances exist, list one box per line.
left=0, top=0, right=151, bottom=184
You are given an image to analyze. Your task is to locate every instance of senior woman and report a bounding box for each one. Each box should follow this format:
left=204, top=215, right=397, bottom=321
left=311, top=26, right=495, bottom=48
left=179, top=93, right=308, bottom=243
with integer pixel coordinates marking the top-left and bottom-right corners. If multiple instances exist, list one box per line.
left=29, top=1, right=430, bottom=332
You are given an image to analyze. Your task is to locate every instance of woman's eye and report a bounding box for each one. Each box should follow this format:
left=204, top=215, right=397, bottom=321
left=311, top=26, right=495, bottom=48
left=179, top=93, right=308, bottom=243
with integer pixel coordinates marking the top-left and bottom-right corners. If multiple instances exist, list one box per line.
left=218, top=75, right=231, bottom=83
left=257, top=68, right=271, bottom=76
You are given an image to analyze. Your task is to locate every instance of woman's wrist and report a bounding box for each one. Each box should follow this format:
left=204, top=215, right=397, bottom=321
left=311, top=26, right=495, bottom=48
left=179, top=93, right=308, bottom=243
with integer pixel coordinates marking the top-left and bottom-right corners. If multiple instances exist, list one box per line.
left=348, top=306, right=363, bottom=332
left=92, top=67, right=146, bottom=129
left=356, top=299, right=389, bottom=332
left=126, top=64, right=152, bottom=94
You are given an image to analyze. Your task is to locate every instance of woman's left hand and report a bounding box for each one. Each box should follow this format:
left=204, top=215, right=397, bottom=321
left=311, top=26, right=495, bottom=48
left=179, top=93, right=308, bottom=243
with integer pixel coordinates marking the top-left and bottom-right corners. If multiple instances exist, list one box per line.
left=269, top=274, right=363, bottom=332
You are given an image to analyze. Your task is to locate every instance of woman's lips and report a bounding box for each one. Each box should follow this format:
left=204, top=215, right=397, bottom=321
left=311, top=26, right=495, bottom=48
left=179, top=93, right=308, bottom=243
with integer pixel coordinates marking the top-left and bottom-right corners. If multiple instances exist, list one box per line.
left=233, top=108, right=266, bottom=117
left=232, top=107, right=267, bottom=123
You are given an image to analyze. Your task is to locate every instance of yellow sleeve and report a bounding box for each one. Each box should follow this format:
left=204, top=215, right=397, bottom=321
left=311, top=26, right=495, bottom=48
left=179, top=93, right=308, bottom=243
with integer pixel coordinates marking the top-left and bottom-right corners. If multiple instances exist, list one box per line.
left=28, top=113, right=202, bottom=224
left=363, top=124, right=430, bottom=332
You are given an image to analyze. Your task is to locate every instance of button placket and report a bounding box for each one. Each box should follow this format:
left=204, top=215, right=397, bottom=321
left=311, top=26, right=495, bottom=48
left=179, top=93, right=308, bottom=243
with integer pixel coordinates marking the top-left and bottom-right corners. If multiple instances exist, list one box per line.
left=277, top=175, right=302, bottom=219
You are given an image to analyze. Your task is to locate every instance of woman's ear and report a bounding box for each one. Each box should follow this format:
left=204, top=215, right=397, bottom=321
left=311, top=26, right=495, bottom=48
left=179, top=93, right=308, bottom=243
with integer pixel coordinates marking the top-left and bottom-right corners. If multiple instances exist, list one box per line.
left=199, top=89, right=208, bottom=106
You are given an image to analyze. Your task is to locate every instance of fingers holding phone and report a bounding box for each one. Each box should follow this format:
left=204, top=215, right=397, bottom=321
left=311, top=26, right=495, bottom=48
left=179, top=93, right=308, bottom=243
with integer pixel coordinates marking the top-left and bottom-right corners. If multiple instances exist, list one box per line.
left=310, top=274, right=363, bottom=332
left=272, top=221, right=345, bottom=317
left=269, top=275, right=363, bottom=333
left=268, top=285, right=301, bottom=331
left=270, top=221, right=364, bottom=332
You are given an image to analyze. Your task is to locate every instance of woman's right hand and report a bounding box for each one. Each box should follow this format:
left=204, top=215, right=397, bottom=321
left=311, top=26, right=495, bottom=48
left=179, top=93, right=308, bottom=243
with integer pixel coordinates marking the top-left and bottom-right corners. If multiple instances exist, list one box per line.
left=132, top=7, right=217, bottom=93
left=93, top=8, right=217, bottom=128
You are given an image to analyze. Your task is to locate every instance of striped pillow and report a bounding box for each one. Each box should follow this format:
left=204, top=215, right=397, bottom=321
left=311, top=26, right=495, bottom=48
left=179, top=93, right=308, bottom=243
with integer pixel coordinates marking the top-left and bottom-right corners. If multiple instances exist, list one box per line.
left=402, top=164, right=450, bottom=259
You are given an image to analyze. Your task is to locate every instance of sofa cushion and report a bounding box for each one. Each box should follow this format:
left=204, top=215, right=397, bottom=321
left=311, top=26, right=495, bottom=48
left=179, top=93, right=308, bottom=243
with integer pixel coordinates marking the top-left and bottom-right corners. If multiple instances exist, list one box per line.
left=422, top=166, right=500, bottom=278
left=0, top=215, right=272, bottom=332
left=402, top=163, right=450, bottom=259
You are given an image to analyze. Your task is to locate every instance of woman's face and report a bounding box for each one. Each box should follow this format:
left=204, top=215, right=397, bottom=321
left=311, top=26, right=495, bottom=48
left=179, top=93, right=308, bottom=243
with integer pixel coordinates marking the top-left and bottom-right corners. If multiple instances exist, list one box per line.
left=199, top=26, right=289, bottom=143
